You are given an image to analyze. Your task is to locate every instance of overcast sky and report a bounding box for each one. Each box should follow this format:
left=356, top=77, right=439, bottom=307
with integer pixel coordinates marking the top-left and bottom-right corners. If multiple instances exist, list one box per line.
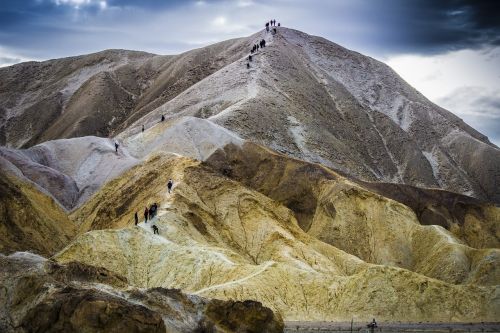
left=1, top=0, right=499, bottom=145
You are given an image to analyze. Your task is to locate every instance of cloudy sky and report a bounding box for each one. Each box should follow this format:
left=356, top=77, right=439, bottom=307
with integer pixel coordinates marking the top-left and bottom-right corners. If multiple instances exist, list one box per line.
left=1, top=0, right=499, bottom=145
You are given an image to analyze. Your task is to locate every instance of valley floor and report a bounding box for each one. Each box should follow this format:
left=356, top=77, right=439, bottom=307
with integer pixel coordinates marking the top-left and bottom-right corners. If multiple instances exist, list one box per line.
left=284, top=322, right=500, bottom=333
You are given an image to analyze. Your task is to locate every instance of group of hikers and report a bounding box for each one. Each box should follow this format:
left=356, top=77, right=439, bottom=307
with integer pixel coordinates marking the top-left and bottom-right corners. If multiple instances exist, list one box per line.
left=132, top=179, right=174, bottom=235
left=247, top=20, right=281, bottom=69
left=250, top=39, right=266, bottom=54
left=265, top=19, right=279, bottom=31
left=248, top=40, right=267, bottom=67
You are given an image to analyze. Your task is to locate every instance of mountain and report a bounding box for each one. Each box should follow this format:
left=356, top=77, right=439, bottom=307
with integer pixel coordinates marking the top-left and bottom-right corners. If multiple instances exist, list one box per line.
left=1, top=27, right=499, bottom=329
left=0, top=38, right=249, bottom=149
left=2, top=29, right=499, bottom=203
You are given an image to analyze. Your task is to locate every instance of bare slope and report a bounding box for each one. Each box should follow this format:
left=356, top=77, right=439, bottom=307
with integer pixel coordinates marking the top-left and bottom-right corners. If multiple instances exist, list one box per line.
left=0, top=117, right=242, bottom=210
left=122, top=28, right=500, bottom=203
left=0, top=35, right=252, bottom=149
left=56, top=153, right=499, bottom=322
left=0, top=136, right=139, bottom=209
left=0, top=160, right=76, bottom=256
left=0, top=252, right=283, bottom=333
left=2, top=28, right=499, bottom=202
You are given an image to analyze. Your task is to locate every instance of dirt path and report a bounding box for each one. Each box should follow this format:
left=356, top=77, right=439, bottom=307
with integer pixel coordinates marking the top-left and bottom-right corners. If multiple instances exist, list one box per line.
left=193, top=260, right=274, bottom=295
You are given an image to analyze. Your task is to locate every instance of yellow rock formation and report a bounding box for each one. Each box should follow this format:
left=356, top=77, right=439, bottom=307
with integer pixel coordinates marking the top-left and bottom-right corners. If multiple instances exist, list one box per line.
left=0, top=170, right=76, bottom=256
left=55, top=153, right=500, bottom=322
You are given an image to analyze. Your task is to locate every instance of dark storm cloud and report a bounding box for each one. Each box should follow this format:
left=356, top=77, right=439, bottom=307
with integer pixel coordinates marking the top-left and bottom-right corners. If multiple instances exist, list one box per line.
left=396, top=0, right=500, bottom=53
left=1, top=0, right=499, bottom=58
left=327, top=0, right=500, bottom=55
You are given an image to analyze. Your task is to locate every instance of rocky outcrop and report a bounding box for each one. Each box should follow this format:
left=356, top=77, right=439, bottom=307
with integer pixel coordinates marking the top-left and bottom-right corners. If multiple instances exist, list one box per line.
left=0, top=252, right=284, bottom=333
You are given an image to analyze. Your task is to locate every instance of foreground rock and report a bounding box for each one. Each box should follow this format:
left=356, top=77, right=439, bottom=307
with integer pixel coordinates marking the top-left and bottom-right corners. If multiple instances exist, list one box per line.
left=0, top=252, right=284, bottom=333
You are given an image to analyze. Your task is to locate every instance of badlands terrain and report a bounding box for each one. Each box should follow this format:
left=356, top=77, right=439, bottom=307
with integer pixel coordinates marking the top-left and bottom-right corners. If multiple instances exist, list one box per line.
left=1, top=27, right=499, bottom=332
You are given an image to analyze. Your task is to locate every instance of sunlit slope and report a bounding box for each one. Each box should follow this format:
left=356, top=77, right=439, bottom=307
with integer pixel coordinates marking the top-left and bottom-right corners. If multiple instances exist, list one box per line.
left=205, top=142, right=500, bottom=286
left=0, top=160, right=76, bottom=256
left=56, top=153, right=499, bottom=322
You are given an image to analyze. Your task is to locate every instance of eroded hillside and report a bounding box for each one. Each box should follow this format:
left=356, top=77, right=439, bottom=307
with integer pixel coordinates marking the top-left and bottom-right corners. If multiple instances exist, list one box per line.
left=55, top=151, right=499, bottom=321
left=1, top=29, right=499, bottom=202
left=1, top=27, right=499, bottom=330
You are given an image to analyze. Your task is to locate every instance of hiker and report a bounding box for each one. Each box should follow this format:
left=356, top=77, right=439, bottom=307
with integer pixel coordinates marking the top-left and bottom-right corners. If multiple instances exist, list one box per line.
left=367, top=319, right=377, bottom=329
left=246, top=63, right=250, bottom=69
left=134, top=212, right=138, bottom=226
left=114, top=142, right=119, bottom=153
left=152, top=225, right=159, bottom=235
left=278, top=22, right=280, bottom=27
left=167, top=179, right=173, bottom=193
left=142, top=125, right=145, bottom=133
left=161, top=115, right=165, bottom=122
left=144, top=207, right=149, bottom=222
left=151, top=203, right=157, bottom=218
left=248, top=55, right=252, bottom=62
left=149, top=205, right=154, bottom=219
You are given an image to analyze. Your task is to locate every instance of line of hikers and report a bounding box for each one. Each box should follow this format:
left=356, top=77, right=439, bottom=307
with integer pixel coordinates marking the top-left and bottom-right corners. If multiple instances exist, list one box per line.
left=247, top=20, right=280, bottom=68
left=132, top=179, right=174, bottom=234
left=250, top=39, right=266, bottom=54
